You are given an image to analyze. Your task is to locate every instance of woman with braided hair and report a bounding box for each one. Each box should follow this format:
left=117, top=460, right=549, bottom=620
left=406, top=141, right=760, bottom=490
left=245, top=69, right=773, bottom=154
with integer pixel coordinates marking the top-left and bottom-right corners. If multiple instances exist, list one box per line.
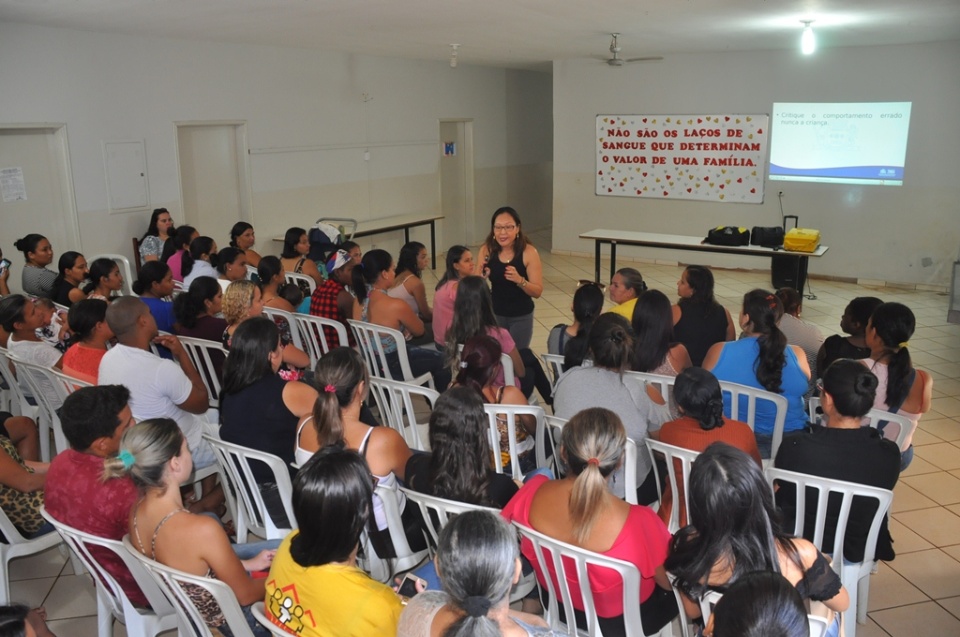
left=703, top=289, right=810, bottom=458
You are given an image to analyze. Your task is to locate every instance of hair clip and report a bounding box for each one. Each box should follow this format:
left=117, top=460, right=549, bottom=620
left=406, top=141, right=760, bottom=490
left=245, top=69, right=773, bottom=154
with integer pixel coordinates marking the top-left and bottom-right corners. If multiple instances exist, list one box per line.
left=587, top=457, right=600, bottom=466
left=898, top=341, right=909, bottom=349
left=324, top=384, right=337, bottom=393
left=459, top=360, right=468, bottom=369
left=118, top=449, right=135, bottom=470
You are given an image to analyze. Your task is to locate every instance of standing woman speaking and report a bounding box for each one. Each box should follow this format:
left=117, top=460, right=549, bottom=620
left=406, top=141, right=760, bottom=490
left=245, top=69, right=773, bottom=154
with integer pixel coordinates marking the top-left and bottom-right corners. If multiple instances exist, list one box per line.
left=476, top=207, right=543, bottom=350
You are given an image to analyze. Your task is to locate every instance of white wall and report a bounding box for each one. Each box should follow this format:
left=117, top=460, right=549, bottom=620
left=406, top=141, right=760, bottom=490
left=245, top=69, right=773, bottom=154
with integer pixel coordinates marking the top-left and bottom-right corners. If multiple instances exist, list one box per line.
left=0, top=23, right=552, bottom=261
left=552, top=41, right=960, bottom=287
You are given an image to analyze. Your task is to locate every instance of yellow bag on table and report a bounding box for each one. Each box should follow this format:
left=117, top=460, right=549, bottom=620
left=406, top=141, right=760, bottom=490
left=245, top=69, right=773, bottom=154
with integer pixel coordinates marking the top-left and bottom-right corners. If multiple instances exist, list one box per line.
left=784, top=227, right=821, bottom=253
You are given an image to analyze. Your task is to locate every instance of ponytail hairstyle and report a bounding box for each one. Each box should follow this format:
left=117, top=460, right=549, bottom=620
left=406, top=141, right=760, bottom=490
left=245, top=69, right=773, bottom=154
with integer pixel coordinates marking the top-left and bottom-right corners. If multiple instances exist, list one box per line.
left=216, top=247, right=245, bottom=281
left=631, top=289, right=674, bottom=373
left=312, top=347, right=368, bottom=447
left=65, top=298, right=109, bottom=347
left=436, top=244, right=470, bottom=290
left=454, top=334, right=502, bottom=394
left=229, top=221, right=253, bottom=248
left=868, top=302, right=916, bottom=408
left=102, top=418, right=185, bottom=492
left=395, top=241, right=425, bottom=279
left=161, top=225, right=197, bottom=263
left=822, top=359, right=878, bottom=419
left=615, top=267, right=647, bottom=297
left=673, top=367, right=725, bottom=431
left=83, top=258, right=120, bottom=295
left=257, top=255, right=284, bottom=287
left=428, top=386, right=493, bottom=506
left=587, top=313, right=634, bottom=373
left=131, top=261, right=171, bottom=297
left=563, top=283, right=604, bottom=370
left=173, top=276, right=221, bottom=328
left=436, top=511, right=519, bottom=637
left=221, top=279, right=258, bottom=326
left=742, top=289, right=787, bottom=393
left=562, top=407, right=626, bottom=543
left=53, top=251, right=84, bottom=288
left=350, top=248, right=392, bottom=303
left=180, top=236, right=215, bottom=278
left=445, top=276, right=499, bottom=369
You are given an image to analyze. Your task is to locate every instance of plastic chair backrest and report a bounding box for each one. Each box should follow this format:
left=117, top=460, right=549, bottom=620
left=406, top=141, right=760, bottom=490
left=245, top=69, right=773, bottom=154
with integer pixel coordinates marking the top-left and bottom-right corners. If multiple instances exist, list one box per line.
left=367, top=377, right=438, bottom=451
left=540, top=353, right=565, bottom=395
left=202, top=435, right=296, bottom=543
left=512, top=521, right=646, bottom=636
left=347, top=319, right=434, bottom=388
left=807, top=396, right=913, bottom=451
left=482, top=403, right=545, bottom=480
left=718, top=380, right=788, bottom=460
left=132, top=238, right=143, bottom=275
left=357, top=483, right=430, bottom=583
left=91, top=254, right=136, bottom=296
left=284, top=271, right=316, bottom=295
left=250, top=601, right=292, bottom=637
left=399, top=487, right=498, bottom=554
left=261, top=307, right=304, bottom=352
left=291, top=313, right=349, bottom=368
left=623, top=437, right=640, bottom=506
left=7, top=353, right=66, bottom=460
left=624, top=370, right=676, bottom=408
left=644, top=439, right=700, bottom=533
left=537, top=415, right=567, bottom=477
left=0, top=505, right=63, bottom=604
left=176, top=336, right=227, bottom=408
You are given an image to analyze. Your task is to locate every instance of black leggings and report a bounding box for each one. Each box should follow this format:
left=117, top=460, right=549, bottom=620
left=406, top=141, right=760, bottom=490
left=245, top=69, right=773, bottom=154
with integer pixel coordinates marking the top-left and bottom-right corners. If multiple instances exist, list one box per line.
left=552, top=585, right=679, bottom=637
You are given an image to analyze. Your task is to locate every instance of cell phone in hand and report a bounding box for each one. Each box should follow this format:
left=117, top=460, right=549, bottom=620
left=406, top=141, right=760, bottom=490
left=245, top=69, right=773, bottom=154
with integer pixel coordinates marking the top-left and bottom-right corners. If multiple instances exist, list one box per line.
left=397, top=573, right=426, bottom=603
left=0, top=258, right=10, bottom=273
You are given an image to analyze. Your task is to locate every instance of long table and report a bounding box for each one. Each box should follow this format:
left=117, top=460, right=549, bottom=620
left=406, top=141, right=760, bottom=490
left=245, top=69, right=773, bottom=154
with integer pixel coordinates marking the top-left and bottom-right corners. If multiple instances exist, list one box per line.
left=580, top=229, right=829, bottom=295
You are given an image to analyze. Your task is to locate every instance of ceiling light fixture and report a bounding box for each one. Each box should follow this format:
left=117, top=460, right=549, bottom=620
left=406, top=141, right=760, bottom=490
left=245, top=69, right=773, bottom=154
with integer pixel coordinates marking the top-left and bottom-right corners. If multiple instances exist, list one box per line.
left=449, top=44, right=460, bottom=68
left=800, top=21, right=816, bottom=55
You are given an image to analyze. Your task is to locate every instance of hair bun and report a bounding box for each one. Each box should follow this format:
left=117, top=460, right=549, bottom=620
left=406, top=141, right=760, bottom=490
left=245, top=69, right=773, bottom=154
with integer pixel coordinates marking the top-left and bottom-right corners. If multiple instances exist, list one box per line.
left=855, top=373, right=878, bottom=395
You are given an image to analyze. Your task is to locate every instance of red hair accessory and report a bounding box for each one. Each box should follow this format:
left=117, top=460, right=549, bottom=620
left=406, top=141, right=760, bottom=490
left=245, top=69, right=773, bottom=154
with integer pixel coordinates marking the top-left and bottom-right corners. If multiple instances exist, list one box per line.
left=324, top=384, right=337, bottom=393
left=587, top=458, right=600, bottom=466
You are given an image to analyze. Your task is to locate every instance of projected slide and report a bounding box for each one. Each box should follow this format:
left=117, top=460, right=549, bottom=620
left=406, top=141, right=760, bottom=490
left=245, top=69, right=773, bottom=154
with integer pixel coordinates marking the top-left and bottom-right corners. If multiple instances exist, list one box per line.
left=769, top=102, right=912, bottom=186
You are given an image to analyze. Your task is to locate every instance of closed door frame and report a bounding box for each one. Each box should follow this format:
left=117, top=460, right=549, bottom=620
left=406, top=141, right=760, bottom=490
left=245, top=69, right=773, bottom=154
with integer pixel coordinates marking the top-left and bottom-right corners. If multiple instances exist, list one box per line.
left=174, top=121, right=253, bottom=228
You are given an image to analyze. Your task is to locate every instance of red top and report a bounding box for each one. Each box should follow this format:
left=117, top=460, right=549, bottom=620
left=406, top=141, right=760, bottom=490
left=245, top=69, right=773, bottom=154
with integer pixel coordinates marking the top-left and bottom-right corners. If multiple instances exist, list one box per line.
left=62, top=344, right=107, bottom=385
left=501, top=475, right=670, bottom=618
left=309, top=278, right=355, bottom=347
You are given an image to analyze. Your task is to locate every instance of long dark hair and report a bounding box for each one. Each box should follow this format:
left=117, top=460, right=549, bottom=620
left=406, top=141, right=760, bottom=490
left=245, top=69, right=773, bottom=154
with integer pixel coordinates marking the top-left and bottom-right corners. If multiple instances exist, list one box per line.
left=436, top=245, right=469, bottom=290
left=350, top=249, right=392, bottom=303
left=83, top=258, right=119, bottom=295
left=141, top=208, right=174, bottom=241
left=563, top=283, right=604, bottom=370
left=674, top=367, right=725, bottom=431
left=180, top=236, right=215, bottom=278
left=0, top=295, right=29, bottom=332
left=257, top=255, right=283, bottom=287
left=395, top=241, right=424, bottom=279
left=588, top=313, right=634, bottom=372
left=220, top=317, right=279, bottom=396
left=665, top=443, right=802, bottom=599
left=678, top=265, right=721, bottom=317
left=161, top=225, right=196, bottom=263
left=742, top=289, right=787, bottom=393
left=428, top=386, right=493, bottom=505
left=822, top=359, right=878, bottom=419
left=712, top=571, right=809, bottom=637
left=53, top=251, right=83, bottom=288
left=229, top=221, right=253, bottom=248
left=482, top=206, right=530, bottom=256
left=281, top=227, right=306, bottom=259
left=445, top=276, right=498, bottom=368
left=0, top=603, right=30, bottom=637
left=869, top=302, right=916, bottom=408
left=65, top=298, right=109, bottom=347
left=131, top=261, right=170, bottom=296
left=631, top=289, right=674, bottom=373
left=173, top=276, right=221, bottom=328
left=454, top=335, right=502, bottom=393
left=312, top=348, right=368, bottom=447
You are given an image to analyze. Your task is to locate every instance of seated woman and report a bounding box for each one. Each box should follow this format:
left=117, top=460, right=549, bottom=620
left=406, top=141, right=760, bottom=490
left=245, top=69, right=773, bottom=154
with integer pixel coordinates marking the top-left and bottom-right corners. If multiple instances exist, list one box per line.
left=455, top=335, right=538, bottom=476
left=265, top=446, right=403, bottom=637
left=280, top=227, right=325, bottom=297
left=0, top=295, right=64, bottom=406
left=173, top=276, right=227, bottom=342
left=83, top=257, right=124, bottom=301
left=132, top=261, right=177, bottom=335
left=62, top=299, right=113, bottom=384
left=631, top=289, right=691, bottom=376
left=295, top=347, right=424, bottom=558
left=109, top=418, right=277, bottom=637
left=606, top=267, right=646, bottom=320
left=14, top=234, right=57, bottom=299
left=163, top=225, right=198, bottom=282
left=220, top=318, right=317, bottom=528
left=229, top=221, right=261, bottom=268
left=215, top=247, right=249, bottom=293
left=222, top=280, right=309, bottom=376
left=665, top=443, right=849, bottom=637
left=548, top=281, right=604, bottom=369
left=431, top=245, right=472, bottom=348
left=388, top=242, right=433, bottom=342
left=816, top=296, right=883, bottom=379
left=671, top=265, right=735, bottom=366
left=257, top=256, right=297, bottom=313
left=181, top=236, right=220, bottom=290
left=0, top=419, right=50, bottom=539
left=775, top=359, right=900, bottom=564
left=139, top=208, right=175, bottom=265
left=553, top=313, right=669, bottom=504
left=398, top=510, right=559, bottom=637
left=501, top=407, right=678, bottom=637
left=405, top=385, right=519, bottom=508
left=710, top=571, right=810, bottom=637
left=51, top=251, right=89, bottom=307
left=703, top=289, right=810, bottom=458
left=657, top=367, right=761, bottom=526
left=352, top=249, right=449, bottom=390
left=860, top=302, right=932, bottom=470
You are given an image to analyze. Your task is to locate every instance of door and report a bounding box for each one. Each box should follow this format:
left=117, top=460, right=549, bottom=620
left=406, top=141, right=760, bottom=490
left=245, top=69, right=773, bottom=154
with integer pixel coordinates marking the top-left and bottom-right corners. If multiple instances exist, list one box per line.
left=439, top=120, right=476, bottom=246
left=176, top=123, right=252, bottom=239
left=0, top=126, right=79, bottom=295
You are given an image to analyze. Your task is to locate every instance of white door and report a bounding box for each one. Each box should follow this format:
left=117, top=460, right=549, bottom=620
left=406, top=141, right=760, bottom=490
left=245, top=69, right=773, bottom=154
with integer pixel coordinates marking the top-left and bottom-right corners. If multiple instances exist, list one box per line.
left=176, top=123, right=251, bottom=242
left=0, top=126, right=79, bottom=295
left=439, top=120, right=476, bottom=246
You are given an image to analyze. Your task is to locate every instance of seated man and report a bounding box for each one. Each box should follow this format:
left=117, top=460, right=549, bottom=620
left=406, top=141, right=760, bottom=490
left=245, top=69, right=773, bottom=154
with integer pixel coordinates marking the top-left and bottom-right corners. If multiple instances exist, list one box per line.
left=98, top=296, right=222, bottom=513
left=309, top=249, right=358, bottom=348
left=44, top=385, right=145, bottom=606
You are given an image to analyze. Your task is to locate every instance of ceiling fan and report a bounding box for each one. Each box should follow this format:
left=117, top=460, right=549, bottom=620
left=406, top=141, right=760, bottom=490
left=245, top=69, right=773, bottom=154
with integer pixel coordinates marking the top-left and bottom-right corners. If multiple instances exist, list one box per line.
left=605, top=33, right=663, bottom=66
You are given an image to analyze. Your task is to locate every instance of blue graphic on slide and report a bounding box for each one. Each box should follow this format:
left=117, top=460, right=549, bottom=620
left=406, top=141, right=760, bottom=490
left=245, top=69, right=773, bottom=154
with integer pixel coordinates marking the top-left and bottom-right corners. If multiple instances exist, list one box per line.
left=769, top=165, right=903, bottom=179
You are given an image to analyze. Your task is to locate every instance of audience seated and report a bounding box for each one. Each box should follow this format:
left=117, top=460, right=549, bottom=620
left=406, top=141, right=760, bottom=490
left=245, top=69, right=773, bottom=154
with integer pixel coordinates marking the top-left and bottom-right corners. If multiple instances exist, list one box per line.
left=14, top=234, right=56, bottom=299
left=665, top=443, right=849, bottom=636
left=258, top=256, right=296, bottom=312
left=388, top=242, right=433, bottom=343
left=163, top=225, right=198, bottom=282
left=606, top=267, right=646, bottom=321
left=776, top=287, right=824, bottom=390
left=501, top=407, right=678, bottom=637
left=816, top=296, right=883, bottom=379
left=181, top=236, right=219, bottom=289
left=215, top=246, right=248, bottom=293
left=51, top=251, right=88, bottom=307
left=223, top=280, right=309, bottom=376
left=553, top=313, right=669, bottom=504
left=62, top=299, right=112, bottom=384
left=32, top=298, right=67, bottom=353
left=83, top=257, right=124, bottom=301
left=265, top=446, right=402, bottom=637
left=671, top=265, right=735, bottom=366
left=547, top=281, right=603, bottom=370
left=109, top=418, right=276, bottom=637
left=0, top=411, right=40, bottom=463
left=0, top=412, right=49, bottom=539
left=173, top=276, right=227, bottom=342
left=309, top=249, right=358, bottom=348
left=430, top=244, right=472, bottom=348
left=0, top=295, right=64, bottom=406
left=44, top=385, right=144, bottom=605
left=398, top=510, right=559, bottom=637
left=138, top=208, right=175, bottom=265
left=631, top=289, right=691, bottom=376
left=710, top=571, right=810, bottom=637
left=131, top=261, right=177, bottom=334
left=229, top=221, right=261, bottom=268
left=703, top=289, right=811, bottom=458
left=280, top=227, right=325, bottom=295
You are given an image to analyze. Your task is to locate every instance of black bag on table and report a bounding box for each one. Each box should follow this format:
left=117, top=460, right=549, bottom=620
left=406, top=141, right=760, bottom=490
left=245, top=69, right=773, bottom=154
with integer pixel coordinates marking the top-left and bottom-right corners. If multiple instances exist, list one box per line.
left=750, top=226, right=785, bottom=248
left=705, top=226, right=750, bottom=246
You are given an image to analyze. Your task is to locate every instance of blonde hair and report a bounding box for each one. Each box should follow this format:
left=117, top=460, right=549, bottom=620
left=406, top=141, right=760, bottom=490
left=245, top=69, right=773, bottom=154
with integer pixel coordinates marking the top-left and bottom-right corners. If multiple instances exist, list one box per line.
left=562, top=408, right=626, bottom=543
left=102, top=418, right=185, bottom=492
left=221, top=279, right=257, bottom=325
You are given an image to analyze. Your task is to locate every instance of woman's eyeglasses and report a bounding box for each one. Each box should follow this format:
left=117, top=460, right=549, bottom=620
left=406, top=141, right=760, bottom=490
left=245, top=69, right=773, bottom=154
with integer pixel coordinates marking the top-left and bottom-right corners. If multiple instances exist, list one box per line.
left=577, top=279, right=606, bottom=292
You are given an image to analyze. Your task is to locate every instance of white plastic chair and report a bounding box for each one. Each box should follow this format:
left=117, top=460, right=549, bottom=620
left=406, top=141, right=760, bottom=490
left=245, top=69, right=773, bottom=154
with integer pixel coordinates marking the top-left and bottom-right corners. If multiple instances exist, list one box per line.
left=245, top=264, right=259, bottom=281
left=202, top=435, right=296, bottom=543
left=348, top=319, right=435, bottom=388
left=512, top=522, right=673, bottom=637
left=176, top=336, right=228, bottom=409
left=123, top=536, right=256, bottom=637
left=644, top=439, right=700, bottom=533
left=358, top=483, right=430, bottom=583
left=482, top=403, right=545, bottom=480
left=284, top=271, right=316, bottom=296
left=766, top=467, right=894, bottom=637
left=623, top=437, right=641, bottom=506
left=367, top=377, right=439, bottom=451
left=806, top=397, right=913, bottom=451
left=717, top=380, right=788, bottom=462
left=541, top=353, right=566, bottom=395
left=537, top=414, right=567, bottom=477
left=261, top=306, right=305, bottom=352
left=40, top=507, right=179, bottom=637
left=91, top=254, right=136, bottom=296
left=399, top=487, right=498, bottom=553
left=250, top=601, right=291, bottom=636
left=6, top=353, right=66, bottom=461
left=0, top=506, right=64, bottom=604
left=292, top=313, right=349, bottom=368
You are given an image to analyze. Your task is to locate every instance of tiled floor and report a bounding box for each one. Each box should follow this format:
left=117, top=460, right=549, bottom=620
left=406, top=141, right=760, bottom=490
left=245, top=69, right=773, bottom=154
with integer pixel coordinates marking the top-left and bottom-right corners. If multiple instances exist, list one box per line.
left=9, top=228, right=960, bottom=636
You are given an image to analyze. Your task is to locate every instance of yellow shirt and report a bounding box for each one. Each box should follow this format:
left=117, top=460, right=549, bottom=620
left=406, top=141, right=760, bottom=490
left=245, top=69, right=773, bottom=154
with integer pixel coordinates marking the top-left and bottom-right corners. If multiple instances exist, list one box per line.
left=608, top=297, right=638, bottom=321
left=264, top=532, right=402, bottom=637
